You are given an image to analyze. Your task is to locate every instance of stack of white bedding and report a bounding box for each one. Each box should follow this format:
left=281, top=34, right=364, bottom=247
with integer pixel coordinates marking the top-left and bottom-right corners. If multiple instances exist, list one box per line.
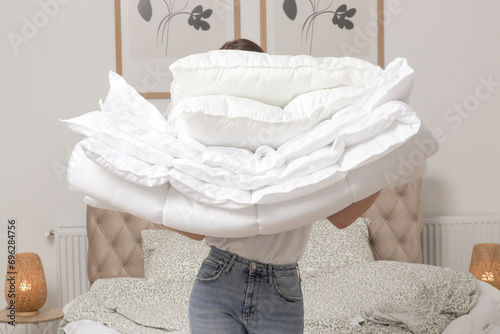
left=63, top=51, right=438, bottom=237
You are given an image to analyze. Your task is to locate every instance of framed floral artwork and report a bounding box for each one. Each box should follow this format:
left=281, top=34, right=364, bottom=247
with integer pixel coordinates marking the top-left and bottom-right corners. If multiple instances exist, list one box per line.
left=115, top=0, right=241, bottom=99
left=260, top=0, right=384, bottom=67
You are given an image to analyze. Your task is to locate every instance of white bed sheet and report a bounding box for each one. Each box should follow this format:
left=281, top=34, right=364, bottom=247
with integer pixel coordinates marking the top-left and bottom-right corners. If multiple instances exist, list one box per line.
left=442, top=280, right=500, bottom=334
left=61, top=279, right=500, bottom=334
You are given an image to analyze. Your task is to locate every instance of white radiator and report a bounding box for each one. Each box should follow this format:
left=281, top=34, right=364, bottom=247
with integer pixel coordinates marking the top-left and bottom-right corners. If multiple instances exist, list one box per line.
left=54, top=226, right=89, bottom=308
left=423, top=215, right=500, bottom=273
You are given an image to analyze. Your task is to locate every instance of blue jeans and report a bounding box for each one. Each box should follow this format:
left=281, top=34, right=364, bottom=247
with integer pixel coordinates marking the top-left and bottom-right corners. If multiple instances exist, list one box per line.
left=189, top=246, right=304, bottom=334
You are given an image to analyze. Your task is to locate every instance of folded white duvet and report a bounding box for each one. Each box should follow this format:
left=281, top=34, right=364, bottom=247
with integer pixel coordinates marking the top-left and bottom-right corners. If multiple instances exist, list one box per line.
left=63, top=51, right=438, bottom=237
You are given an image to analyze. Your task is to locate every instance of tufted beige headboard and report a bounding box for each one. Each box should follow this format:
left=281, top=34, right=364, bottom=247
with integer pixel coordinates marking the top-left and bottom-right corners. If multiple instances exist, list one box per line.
left=87, top=178, right=423, bottom=284
left=86, top=208, right=167, bottom=284
left=362, top=178, right=423, bottom=263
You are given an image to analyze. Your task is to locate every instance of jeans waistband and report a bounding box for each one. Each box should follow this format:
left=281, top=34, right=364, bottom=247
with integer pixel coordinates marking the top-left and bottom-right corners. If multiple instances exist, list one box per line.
left=208, top=246, right=299, bottom=277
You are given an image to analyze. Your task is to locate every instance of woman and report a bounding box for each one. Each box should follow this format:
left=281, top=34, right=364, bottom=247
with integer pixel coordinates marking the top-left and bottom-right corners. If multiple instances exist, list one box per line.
left=185, top=38, right=380, bottom=334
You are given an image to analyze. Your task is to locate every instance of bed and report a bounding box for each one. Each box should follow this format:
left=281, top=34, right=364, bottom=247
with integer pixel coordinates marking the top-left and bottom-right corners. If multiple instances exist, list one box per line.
left=58, top=178, right=500, bottom=334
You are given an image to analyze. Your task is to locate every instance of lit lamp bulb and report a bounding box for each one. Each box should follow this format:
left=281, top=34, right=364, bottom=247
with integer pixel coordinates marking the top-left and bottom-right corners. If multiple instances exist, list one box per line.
left=481, top=272, right=494, bottom=283
left=19, top=281, right=32, bottom=292
left=469, top=243, right=500, bottom=290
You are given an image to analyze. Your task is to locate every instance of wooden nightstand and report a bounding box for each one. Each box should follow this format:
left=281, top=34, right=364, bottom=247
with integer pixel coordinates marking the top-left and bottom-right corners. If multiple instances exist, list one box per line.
left=0, top=307, right=64, bottom=334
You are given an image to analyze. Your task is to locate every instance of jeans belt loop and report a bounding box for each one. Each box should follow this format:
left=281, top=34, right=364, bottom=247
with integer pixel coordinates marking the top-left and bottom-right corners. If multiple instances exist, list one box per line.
left=225, top=254, right=237, bottom=273
left=268, top=264, right=273, bottom=285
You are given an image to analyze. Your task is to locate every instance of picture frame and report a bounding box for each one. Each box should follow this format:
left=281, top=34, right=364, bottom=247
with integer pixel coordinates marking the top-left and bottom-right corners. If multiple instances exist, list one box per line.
left=260, top=0, right=384, bottom=67
left=114, top=0, right=241, bottom=99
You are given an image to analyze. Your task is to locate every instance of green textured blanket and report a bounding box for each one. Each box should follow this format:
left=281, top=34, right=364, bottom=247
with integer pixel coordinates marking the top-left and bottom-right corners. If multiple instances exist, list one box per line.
left=302, top=261, right=478, bottom=333
left=60, top=261, right=477, bottom=334
left=59, top=278, right=191, bottom=334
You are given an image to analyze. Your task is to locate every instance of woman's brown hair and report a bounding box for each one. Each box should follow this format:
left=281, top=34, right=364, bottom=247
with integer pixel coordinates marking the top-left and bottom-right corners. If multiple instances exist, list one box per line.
left=219, top=39, right=265, bottom=53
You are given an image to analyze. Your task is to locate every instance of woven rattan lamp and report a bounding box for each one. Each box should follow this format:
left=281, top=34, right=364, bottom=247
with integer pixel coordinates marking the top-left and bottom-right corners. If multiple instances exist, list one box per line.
left=469, top=243, right=500, bottom=289
left=5, top=252, right=47, bottom=316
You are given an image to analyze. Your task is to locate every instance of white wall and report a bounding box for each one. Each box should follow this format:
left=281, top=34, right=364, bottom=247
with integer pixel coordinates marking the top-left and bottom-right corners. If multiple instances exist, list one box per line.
left=383, top=0, right=500, bottom=216
left=0, top=0, right=499, bottom=309
left=0, top=0, right=116, bottom=309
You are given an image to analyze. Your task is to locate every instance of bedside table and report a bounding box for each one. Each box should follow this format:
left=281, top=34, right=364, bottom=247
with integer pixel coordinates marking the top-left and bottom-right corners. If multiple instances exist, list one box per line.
left=0, top=307, right=64, bottom=334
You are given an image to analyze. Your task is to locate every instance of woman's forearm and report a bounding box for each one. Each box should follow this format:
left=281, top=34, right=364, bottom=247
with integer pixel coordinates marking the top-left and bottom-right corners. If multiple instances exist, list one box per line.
left=166, top=227, right=205, bottom=241
left=327, top=191, right=381, bottom=229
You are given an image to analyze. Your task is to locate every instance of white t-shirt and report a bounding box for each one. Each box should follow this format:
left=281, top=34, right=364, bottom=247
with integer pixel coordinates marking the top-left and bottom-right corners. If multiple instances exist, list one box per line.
left=204, top=224, right=313, bottom=265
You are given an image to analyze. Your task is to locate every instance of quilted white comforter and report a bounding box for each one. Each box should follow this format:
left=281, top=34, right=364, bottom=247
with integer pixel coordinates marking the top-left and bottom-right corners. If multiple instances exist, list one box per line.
left=63, top=51, right=438, bottom=237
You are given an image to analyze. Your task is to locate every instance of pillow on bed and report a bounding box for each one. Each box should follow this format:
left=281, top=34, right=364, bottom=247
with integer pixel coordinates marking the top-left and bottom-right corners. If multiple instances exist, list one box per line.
left=300, top=217, right=374, bottom=278
left=141, top=230, right=208, bottom=283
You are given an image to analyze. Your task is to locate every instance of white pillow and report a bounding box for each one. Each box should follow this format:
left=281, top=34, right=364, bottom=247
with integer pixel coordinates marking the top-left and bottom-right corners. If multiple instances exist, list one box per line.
left=105, top=71, right=170, bottom=133
left=169, top=50, right=382, bottom=108
left=168, top=86, right=364, bottom=150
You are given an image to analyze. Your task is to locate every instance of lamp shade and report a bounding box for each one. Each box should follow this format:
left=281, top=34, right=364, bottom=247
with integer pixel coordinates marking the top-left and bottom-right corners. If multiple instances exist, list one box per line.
left=5, top=252, right=47, bottom=316
left=469, top=243, right=500, bottom=289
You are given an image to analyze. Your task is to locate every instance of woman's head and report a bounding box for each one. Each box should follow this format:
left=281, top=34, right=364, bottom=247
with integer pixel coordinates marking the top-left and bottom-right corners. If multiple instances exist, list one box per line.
left=220, top=39, right=265, bottom=53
